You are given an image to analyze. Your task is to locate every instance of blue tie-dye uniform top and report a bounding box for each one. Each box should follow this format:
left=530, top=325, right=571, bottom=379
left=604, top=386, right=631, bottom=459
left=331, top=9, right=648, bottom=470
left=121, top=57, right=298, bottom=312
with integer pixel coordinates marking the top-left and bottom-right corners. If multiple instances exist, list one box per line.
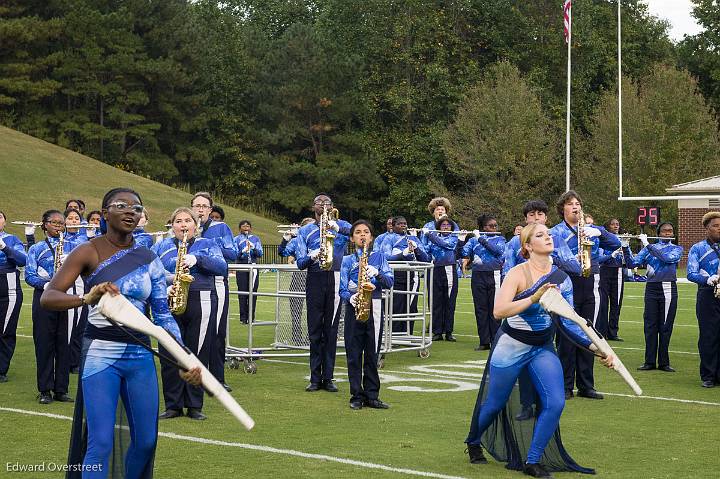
left=234, top=234, right=263, bottom=264
left=426, top=232, right=459, bottom=267
left=623, top=240, right=682, bottom=282
left=25, top=235, right=82, bottom=289
left=133, top=228, right=154, bottom=249
left=0, top=232, right=26, bottom=272
left=462, top=235, right=505, bottom=272
left=295, top=220, right=352, bottom=272
left=378, top=233, right=430, bottom=262
left=339, top=250, right=394, bottom=301
left=548, top=223, right=620, bottom=276
left=199, top=220, right=238, bottom=274
left=687, top=240, right=720, bottom=286
left=152, top=237, right=227, bottom=291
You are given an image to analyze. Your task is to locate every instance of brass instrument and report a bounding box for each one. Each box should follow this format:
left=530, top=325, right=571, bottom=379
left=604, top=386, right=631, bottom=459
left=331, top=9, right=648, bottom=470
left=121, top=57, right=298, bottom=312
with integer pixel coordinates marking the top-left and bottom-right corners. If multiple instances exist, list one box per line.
left=355, top=241, right=373, bottom=322
left=54, top=232, right=65, bottom=273
left=577, top=208, right=593, bottom=278
left=318, top=205, right=339, bottom=271
left=168, top=230, right=195, bottom=315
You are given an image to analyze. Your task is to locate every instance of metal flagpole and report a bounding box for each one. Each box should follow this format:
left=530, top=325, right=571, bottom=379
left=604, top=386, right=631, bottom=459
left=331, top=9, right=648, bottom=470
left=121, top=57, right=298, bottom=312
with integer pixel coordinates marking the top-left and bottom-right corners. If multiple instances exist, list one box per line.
left=565, top=1, right=572, bottom=192
left=618, top=0, right=623, bottom=199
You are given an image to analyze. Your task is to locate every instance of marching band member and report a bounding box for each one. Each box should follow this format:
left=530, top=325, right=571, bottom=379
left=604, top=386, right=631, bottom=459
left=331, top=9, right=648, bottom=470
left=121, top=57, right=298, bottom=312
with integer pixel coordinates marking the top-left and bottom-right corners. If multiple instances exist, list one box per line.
left=65, top=199, right=86, bottom=221
left=465, top=223, right=613, bottom=477
left=624, top=223, right=683, bottom=373
left=25, top=210, right=80, bottom=404
left=191, top=192, right=238, bottom=392
left=295, top=194, right=352, bottom=392
left=279, top=218, right=314, bottom=345
left=340, top=220, right=393, bottom=410
left=132, top=208, right=154, bottom=248
left=234, top=220, right=263, bottom=324
left=687, top=212, right=720, bottom=388
left=85, top=210, right=102, bottom=239
left=597, top=218, right=627, bottom=341
left=462, top=214, right=505, bottom=351
left=153, top=207, right=227, bottom=420
left=426, top=216, right=462, bottom=342
left=210, top=205, right=225, bottom=222
left=41, top=188, right=200, bottom=477
left=421, top=197, right=459, bottom=249
left=549, top=191, right=620, bottom=400
left=380, top=216, right=429, bottom=334
left=65, top=208, right=89, bottom=374
left=64, top=208, right=87, bottom=244
left=0, top=211, right=27, bottom=383
left=372, top=216, right=394, bottom=252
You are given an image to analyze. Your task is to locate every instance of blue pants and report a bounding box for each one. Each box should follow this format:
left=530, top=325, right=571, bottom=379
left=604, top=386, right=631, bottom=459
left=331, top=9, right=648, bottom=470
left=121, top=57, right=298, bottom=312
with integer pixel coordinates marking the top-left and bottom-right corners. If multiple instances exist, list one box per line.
left=475, top=348, right=565, bottom=464
left=82, top=355, right=158, bottom=478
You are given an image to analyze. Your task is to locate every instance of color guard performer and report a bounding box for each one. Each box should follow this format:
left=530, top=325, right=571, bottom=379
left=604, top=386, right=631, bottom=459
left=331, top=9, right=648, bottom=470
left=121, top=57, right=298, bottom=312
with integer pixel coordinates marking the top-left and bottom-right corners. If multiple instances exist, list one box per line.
left=191, top=192, right=238, bottom=392
left=339, top=220, right=394, bottom=410
left=25, top=210, right=80, bottom=404
left=0, top=211, right=27, bottom=383
left=623, top=223, right=682, bottom=373
left=687, top=211, right=720, bottom=388
left=548, top=191, right=620, bottom=400
left=596, top=218, right=626, bottom=341
left=295, top=194, right=352, bottom=392
left=426, top=216, right=463, bottom=342
left=234, top=220, right=263, bottom=324
left=462, top=214, right=505, bottom=351
left=153, top=207, right=227, bottom=420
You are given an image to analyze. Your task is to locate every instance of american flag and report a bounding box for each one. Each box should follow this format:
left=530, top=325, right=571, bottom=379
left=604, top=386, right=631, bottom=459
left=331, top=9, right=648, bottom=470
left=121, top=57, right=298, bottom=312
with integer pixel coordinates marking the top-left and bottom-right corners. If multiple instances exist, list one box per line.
left=563, top=0, right=572, bottom=43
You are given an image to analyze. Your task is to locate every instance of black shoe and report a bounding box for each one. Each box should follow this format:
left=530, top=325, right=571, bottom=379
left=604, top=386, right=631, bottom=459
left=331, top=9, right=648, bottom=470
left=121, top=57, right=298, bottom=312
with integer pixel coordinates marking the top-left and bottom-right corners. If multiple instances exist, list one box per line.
left=564, top=390, right=573, bottom=400
left=432, top=333, right=443, bottom=341
left=186, top=408, right=207, bottom=420
left=515, top=406, right=534, bottom=421
left=445, top=333, right=457, bottom=342
left=349, top=400, right=363, bottom=410
left=0, top=374, right=7, bottom=383
left=240, top=319, right=248, bottom=324
left=38, top=392, right=53, bottom=405
left=474, top=344, right=491, bottom=351
left=577, top=389, right=604, bottom=400
left=222, top=383, right=233, bottom=392
left=607, top=336, right=624, bottom=342
left=70, top=367, right=80, bottom=374
left=305, top=382, right=321, bottom=392
left=466, top=444, right=488, bottom=464
left=364, top=398, right=390, bottom=409
left=53, top=393, right=74, bottom=402
left=658, top=365, right=675, bottom=372
left=637, top=363, right=656, bottom=371
left=323, top=380, right=338, bottom=392
left=159, top=409, right=183, bottom=419
left=702, top=380, right=715, bottom=388
left=523, top=463, right=552, bottom=478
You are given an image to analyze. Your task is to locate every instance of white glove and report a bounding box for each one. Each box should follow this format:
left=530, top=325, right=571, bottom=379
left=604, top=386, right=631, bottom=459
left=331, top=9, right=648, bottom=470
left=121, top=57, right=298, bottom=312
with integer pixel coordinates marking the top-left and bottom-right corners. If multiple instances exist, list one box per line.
left=183, top=254, right=197, bottom=268
left=309, top=250, right=319, bottom=261
left=43, top=282, right=50, bottom=290
left=583, top=226, right=601, bottom=238
left=327, top=220, right=340, bottom=232
left=620, top=239, right=629, bottom=248
left=408, top=228, right=418, bottom=237
left=0, top=238, right=5, bottom=250
left=402, top=247, right=412, bottom=256
left=458, top=232, right=468, bottom=241
left=611, top=249, right=622, bottom=258
left=407, top=239, right=417, bottom=251
left=473, top=229, right=481, bottom=239
left=366, top=265, right=379, bottom=278
left=86, top=228, right=96, bottom=238
left=167, top=285, right=174, bottom=296
left=349, top=293, right=359, bottom=308
left=638, top=233, right=649, bottom=247
left=25, top=225, right=36, bottom=236
left=282, top=233, right=292, bottom=242
left=707, top=275, right=719, bottom=287
left=422, top=227, right=430, bottom=235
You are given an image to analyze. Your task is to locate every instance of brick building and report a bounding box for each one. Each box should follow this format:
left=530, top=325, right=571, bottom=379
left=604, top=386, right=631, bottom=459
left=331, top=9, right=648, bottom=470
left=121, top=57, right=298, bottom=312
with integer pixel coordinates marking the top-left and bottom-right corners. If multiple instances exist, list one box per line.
left=667, top=176, right=720, bottom=266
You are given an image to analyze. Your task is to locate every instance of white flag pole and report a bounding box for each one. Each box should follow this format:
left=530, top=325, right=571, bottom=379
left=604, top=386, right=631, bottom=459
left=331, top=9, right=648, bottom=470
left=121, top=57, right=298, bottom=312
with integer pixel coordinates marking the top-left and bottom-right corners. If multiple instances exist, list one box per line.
left=565, top=2, right=572, bottom=192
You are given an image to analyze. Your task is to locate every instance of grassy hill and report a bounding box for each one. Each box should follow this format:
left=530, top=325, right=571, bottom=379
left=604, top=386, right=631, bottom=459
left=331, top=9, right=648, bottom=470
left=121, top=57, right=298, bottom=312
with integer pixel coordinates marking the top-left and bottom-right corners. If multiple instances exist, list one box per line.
left=0, top=126, right=277, bottom=243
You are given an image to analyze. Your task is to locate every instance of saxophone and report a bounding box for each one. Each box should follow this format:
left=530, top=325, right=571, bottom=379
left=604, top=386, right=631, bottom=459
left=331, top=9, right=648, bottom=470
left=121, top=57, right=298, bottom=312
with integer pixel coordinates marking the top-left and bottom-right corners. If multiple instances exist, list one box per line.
left=318, top=204, right=340, bottom=271
left=169, top=230, right=195, bottom=315
left=355, top=241, right=373, bottom=322
left=577, top=208, right=593, bottom=278
left=53, top=232, right=65, bottom=274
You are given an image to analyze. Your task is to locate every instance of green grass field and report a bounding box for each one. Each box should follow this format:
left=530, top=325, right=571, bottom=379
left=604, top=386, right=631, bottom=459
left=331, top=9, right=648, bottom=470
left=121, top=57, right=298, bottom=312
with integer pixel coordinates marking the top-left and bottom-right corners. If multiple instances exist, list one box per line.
left=1, top=277, right=719, bottom=478
left=0, top=126, right=277, bottom=242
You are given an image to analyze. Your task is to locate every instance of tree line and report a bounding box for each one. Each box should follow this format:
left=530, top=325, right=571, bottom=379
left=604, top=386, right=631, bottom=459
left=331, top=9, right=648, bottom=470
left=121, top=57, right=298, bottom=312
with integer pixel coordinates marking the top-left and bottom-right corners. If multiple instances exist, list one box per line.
left=1, top=0, right=719, bottom=231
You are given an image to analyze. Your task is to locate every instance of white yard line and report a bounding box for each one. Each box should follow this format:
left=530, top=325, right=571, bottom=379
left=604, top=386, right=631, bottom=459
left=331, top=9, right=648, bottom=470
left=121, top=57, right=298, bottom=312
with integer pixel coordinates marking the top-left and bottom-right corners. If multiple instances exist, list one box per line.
left=0, top=407, right=469, bottom=479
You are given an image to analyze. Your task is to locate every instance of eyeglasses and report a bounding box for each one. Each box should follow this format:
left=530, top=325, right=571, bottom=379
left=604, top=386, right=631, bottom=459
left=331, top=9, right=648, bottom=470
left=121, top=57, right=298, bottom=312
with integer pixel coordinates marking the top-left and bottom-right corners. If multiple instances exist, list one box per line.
left=314, top=201, right=332, bottom=206
left=107, top=202, right=144, bottom=213
left=192, top=204, right=211, bottom=210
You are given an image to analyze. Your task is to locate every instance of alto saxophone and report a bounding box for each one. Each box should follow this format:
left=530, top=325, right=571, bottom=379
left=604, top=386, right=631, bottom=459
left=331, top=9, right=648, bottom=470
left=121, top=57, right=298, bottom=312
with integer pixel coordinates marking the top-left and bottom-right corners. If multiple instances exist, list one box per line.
left=355, top=241, right=373, bottom=322
left=577, top=208, right=593, bottom=278
left=169, top=230, right=195, bottom=315
left=54, top=231, right=65, bottom=273
left=318, top=204, right=340, bottom=271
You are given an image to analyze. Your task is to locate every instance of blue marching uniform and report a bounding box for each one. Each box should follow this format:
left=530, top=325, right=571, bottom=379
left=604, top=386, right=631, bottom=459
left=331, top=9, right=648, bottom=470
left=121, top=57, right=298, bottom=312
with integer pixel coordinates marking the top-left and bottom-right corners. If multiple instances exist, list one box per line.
left=0, top=232, right=26, bottom=378
left=198, top=219, right=238, bottom=385
left=339, top=250, right=393, bottom=403
left=624, top=240, right=682, bottom=369
left=153, top=236, right=226, bottom=413
left=234, top=233, right=263, bottom=323
left=279, top=236, right=306, bottom=345
left=26, top=235, right=82, bottom=396
left=379, top=233, right=429, bottom=334
left=548, top=223, right=619, bottom=395
left=66, top=244, right=184, bottom=479
left=295, top=219, right=352, bottom=386
left=463, top=234, right=506, bottom=347
left=372, top=231, right=390, bottom=252
left=65, top=231, right=90, bottom=373
left=132, top=228, right=154, bottom=249
left=688, top=240, right=720, bottom=384
left=466, top=266, right=595, bottom=474
left=597, top=246, right=631, bottom=339
left=426, top=232, right=460, bottom=336
left=502, top=232, right=582, bottom=279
